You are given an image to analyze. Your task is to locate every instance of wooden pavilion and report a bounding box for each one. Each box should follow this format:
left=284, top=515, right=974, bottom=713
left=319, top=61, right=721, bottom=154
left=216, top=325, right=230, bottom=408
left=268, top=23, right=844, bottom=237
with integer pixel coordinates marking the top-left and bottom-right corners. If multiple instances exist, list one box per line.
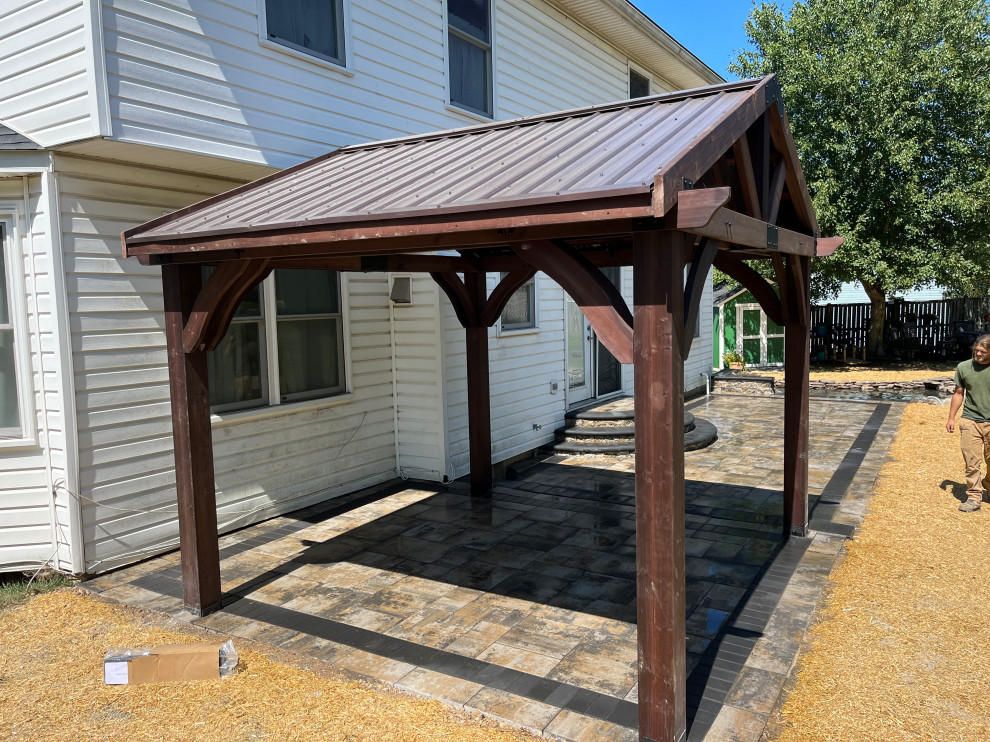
left=122, top=75, right=840, bottom=742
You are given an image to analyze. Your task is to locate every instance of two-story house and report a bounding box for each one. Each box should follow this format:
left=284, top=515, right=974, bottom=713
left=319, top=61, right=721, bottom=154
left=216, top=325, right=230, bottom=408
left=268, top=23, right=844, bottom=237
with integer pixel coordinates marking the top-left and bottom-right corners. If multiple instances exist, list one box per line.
left=0, top=0, right=720, bottom=575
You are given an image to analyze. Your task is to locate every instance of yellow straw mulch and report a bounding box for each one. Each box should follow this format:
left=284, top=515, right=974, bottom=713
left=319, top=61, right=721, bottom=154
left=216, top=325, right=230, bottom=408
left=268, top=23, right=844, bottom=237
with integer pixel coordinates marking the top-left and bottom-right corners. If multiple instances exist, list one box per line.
left=770, top=403, right=990, bottom=741
left=0, top=590, right=535, bottom=742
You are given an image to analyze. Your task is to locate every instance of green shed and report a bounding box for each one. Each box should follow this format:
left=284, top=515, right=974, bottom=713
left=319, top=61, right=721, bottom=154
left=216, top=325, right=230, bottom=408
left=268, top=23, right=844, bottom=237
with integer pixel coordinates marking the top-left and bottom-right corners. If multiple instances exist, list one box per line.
left=713, top=283, right=785, bottom=369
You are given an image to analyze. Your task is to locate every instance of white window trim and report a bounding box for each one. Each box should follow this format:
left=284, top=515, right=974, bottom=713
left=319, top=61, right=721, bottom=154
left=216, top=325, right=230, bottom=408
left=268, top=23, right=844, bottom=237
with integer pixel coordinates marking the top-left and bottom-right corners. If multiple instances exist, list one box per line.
left=211, top=271, right=351, bottom=418
left=256, top=0, right=355, bottom=75
left=443, top=0, right=499, bottom=121
left=736, top=302, right=784, bottom=367
left=0, top=206, right=37, bottom=448
left=496, top=273, right=539, bottom=336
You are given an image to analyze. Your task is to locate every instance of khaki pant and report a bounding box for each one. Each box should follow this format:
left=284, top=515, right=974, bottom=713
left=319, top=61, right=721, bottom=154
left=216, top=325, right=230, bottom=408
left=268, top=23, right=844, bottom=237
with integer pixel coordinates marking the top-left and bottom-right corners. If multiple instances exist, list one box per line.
left=959, top=419, right=990, bottom=502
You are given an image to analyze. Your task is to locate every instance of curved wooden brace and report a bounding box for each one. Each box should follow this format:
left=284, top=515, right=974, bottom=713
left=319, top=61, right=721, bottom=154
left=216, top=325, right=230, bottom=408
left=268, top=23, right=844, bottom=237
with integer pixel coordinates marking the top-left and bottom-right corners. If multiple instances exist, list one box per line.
left=431, top=271, right=478, bottom=328
left=683, top=238, right=718, bottom=358
left=713, top=252, right=784, bottom=327
left=183, top=259, right=272, bottom=353
left=480, top=268, right=537, bottom=328
left=513, top=241, right=633, bottom=364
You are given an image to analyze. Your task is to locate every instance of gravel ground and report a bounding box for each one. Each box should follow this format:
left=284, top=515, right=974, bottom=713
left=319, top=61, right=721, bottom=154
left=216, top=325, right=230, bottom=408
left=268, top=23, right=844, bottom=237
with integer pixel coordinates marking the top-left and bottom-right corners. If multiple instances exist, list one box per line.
left=0, top=590, right=536, bottom=742
left=767, top=403, right=990, bottom=741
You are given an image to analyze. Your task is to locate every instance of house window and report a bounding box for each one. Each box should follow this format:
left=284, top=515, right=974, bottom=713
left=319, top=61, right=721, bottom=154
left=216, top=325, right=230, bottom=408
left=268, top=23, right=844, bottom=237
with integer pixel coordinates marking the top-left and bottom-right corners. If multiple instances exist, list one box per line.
left=264, top=0, right=345, bottom=66
left=448, top=0, right=493, bottom=117
left=207, top=269, right=345, bottom=412
left=629, top=68, right=650, bottom=98
left=499, top=272, right=536, bottom=331
left=0, top=222, right=23, bottom=438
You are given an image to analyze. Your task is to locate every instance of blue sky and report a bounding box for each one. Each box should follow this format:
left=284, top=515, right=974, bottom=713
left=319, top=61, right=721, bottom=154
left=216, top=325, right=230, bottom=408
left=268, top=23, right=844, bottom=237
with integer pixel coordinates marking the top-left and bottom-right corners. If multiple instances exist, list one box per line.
left=634, top=1, right=759, bottom=79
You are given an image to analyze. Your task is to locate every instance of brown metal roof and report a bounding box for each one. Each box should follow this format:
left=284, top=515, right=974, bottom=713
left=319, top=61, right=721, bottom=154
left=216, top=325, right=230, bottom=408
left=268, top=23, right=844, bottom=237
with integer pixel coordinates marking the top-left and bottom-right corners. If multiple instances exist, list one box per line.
left=124, top=78, right=788, bottom=251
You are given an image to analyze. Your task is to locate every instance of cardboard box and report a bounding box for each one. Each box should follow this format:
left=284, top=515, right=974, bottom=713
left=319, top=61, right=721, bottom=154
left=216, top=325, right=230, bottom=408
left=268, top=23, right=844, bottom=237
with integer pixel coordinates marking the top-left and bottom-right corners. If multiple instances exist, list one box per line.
left=104, top=643, right=225, bottom=685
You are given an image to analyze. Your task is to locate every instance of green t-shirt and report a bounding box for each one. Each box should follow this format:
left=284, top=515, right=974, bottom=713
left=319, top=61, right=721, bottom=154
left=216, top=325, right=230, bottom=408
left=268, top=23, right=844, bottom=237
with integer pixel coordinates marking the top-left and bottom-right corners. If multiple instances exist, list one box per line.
left=955, top=359, right=990, bottom=422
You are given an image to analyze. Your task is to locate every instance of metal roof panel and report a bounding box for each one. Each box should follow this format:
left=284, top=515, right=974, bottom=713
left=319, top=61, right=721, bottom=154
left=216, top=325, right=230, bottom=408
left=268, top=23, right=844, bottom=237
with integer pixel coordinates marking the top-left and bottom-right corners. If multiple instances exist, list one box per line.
left=126, top=80, right=767, bottom=245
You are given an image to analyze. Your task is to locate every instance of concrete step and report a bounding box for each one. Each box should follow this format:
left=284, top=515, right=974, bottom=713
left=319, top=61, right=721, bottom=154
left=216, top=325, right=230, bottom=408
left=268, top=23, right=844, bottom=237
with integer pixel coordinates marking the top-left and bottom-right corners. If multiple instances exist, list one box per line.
left=546, top=411, right=716, bottom=454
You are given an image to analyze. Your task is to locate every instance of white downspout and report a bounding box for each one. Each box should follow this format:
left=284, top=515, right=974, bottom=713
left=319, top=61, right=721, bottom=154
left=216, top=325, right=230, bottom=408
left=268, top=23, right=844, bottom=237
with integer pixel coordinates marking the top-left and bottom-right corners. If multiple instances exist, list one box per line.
left=388, top=275, right=401, bottom=479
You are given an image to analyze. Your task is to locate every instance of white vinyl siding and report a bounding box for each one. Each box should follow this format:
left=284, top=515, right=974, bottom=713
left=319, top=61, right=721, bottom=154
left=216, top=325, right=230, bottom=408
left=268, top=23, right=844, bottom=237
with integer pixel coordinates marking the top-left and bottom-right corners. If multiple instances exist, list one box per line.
left=55, top=155, right=396, bottom=572
left=101, top=0, right=663, bottom=168
left=683, top=271, right=714, bottom=395
left=495, top=0, right=630, bottom=117
left=102, top=0, right=454, bottom=168
left=391, top=275, right=447, bottom=481
left=0, top=0, right=101, bottom=147
left=443, top=272, right=568, bottom=478
left=0, top=175, right=67, bottom=573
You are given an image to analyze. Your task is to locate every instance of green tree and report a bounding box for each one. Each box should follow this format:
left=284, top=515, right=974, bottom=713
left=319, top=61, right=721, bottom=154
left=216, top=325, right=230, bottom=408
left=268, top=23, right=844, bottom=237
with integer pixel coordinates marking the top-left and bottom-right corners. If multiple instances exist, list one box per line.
left=733, top=0, right=990, bottom=354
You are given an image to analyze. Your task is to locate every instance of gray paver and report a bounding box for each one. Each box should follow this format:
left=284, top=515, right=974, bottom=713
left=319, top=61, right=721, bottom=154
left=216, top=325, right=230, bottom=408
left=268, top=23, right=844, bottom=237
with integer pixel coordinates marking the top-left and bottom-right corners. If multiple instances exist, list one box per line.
left=79, top=394, right=904, bottom=742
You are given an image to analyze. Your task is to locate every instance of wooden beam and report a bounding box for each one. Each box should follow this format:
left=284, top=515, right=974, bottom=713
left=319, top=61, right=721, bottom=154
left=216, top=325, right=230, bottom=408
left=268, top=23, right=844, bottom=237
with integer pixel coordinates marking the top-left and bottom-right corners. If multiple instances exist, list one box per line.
left=268, top=254, right=478, bottom=273
left=182, top=258, right=271, bottom=353
left=767, top=160, right=787, bottom=225
left=513, top=241, right=634, bottom=364
left=733, top=132, right=761, bottom=219
left=652, top=76, right=773, bottom=216
left=771, top=254, right=789, bottom=324
left=749, top=112, right=771, bottom=220
left=788, top=254, right=809, bottom=327
left=633, top=229, right=686, bottom=742
left=479, top=268, right=537, bottom=327
left=683, top=206, right=815, bottom=257
left=675, top=187, right=731, bottom=229
left=683, top=238, right=718, bottom=358
left=816, top=236, right=844, bottom=257
left=162, top=264, right=222, bottom=616
left=713, top=253, right=784, bottom=327
left=480, top=248, right=636, bottom=272
left=768, top=102, right=819, bottom=234
left=464, top=271, right=493, bottom=498
left=783, top=254, right=811, bottom=537
left=124, top=196, right=655, bottom=260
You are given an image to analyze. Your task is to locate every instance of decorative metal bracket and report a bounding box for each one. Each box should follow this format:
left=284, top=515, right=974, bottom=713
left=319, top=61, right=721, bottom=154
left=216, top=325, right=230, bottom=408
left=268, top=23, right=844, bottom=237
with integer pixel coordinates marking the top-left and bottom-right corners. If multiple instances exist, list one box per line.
left=767, top=224, right=779, bottom=249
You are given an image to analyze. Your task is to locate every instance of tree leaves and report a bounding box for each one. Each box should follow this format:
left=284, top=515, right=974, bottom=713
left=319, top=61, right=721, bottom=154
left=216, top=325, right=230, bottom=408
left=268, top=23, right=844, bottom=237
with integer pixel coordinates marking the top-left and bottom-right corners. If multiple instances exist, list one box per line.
left=733, top=0, right=990, bottom=310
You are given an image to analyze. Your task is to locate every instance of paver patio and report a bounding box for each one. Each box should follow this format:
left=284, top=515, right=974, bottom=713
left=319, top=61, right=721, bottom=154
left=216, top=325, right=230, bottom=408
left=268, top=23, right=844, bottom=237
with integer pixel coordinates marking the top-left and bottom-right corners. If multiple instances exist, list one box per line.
left=81, top=393, right=903, bottom=741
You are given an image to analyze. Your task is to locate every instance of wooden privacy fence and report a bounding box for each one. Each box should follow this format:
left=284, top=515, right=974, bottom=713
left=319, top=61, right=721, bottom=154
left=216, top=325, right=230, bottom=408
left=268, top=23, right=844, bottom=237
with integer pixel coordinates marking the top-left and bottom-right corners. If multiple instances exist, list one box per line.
left=811, top=297, right=990, bottom=358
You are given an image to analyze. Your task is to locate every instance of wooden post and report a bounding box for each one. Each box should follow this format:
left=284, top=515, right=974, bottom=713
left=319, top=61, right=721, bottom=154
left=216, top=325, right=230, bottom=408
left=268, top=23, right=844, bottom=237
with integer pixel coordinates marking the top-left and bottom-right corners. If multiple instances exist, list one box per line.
left=633, top=230, right=686, bottom=742
left=162, top=264, right=222, bottom=615
left=464, top=272, right=492, bottom=497
left=783, top=255, right=810, bottom=537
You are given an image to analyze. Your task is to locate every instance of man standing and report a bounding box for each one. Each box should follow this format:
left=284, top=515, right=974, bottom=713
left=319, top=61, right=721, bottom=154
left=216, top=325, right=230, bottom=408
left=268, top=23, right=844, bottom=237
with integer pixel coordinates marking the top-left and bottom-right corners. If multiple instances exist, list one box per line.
left=946, top=335, right=990, bottom=511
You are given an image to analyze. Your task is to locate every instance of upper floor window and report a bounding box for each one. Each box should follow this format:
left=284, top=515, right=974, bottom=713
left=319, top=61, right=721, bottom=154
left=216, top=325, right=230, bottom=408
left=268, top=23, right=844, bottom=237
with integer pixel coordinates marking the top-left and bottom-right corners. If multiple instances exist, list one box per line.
left=499, top=272, right=536, bottom=331
left=448, top=0, right=493, bottom=117
left=629, top=68, right=650, bottom=98
left=264, top=0, right=345, bottom=66
left=207, top=269, right=346, bottom=413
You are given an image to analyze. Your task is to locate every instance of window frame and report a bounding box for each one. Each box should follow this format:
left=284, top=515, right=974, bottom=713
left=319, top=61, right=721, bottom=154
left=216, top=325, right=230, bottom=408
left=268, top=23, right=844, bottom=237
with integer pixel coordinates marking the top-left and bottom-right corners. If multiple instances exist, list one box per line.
left=208, top=270, right=349, bottom=416
left=497, top=272, right=538, bottom=335
left=0, top=207, right=36, bottom=447
left=445, top=0, right=497, bottom=120
left=628, top=65, right=651, bottom=99
left=257, top=0, right=353, bottom=73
